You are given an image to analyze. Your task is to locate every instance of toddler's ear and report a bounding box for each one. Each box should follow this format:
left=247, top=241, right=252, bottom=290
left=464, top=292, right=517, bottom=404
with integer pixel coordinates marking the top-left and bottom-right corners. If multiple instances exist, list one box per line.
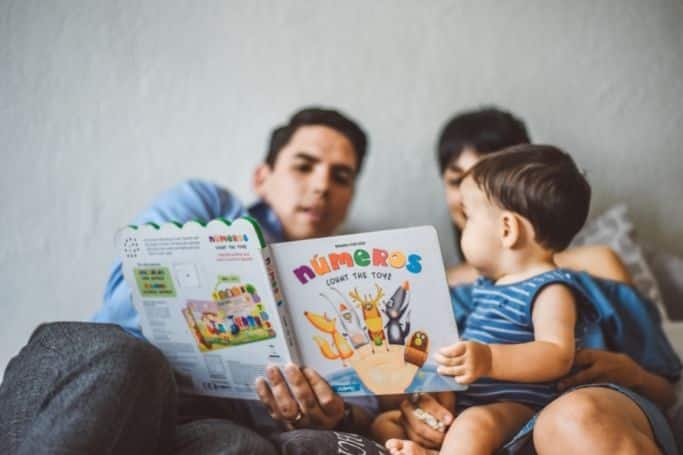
left=499, top=211, right=521, bottom=249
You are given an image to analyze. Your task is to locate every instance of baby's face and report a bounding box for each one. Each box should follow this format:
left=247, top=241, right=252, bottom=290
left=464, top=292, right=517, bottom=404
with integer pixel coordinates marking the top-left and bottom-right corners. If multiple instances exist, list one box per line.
left=458, top=176, right=502, bottom=276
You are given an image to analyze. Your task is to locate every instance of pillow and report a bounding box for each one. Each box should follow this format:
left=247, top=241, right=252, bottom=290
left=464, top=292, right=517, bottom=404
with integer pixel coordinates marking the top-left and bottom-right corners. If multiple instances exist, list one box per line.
left=646, top=248, right=683, bottom=321
left=570, top=204, right=667, bottom=321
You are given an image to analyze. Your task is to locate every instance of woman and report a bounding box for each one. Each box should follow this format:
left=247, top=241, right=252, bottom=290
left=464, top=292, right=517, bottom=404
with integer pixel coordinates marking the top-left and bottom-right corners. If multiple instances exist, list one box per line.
left=437, top=107, right=632, bottom=288
left=389, top=107, right=679, bottom=454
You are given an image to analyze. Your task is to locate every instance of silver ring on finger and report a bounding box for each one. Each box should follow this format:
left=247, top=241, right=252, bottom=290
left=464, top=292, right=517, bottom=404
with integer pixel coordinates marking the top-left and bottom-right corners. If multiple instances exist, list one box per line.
left=286, top=410, right=304, bottom=425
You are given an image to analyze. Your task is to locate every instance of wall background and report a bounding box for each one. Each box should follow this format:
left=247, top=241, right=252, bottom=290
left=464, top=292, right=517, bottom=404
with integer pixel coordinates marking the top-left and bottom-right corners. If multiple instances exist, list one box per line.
left=1, top=0, right=682, bottom=375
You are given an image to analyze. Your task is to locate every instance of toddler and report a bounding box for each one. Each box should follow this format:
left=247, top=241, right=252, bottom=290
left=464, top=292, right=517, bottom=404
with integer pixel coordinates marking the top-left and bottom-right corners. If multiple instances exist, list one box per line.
left=373, top=144, right=592, bottom=454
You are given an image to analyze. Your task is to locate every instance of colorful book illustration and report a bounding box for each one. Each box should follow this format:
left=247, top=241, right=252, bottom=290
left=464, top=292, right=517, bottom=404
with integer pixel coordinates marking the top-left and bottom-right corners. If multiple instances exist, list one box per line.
left=117, top=219, right=465, bottom=399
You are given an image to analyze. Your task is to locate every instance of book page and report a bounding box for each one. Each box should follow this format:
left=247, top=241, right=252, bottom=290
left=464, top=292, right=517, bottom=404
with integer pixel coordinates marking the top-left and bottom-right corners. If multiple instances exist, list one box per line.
left=117, top=219, right=293, bottom=399
left=271, top=226, right=466, bottom=396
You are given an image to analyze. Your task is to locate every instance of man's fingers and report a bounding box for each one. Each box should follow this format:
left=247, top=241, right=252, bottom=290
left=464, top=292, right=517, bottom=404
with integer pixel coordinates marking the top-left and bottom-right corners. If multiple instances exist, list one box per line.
left=302, top=367, right=344, bottom=421
left=284, top=364, right=325, bottom=424
left=255, top=376, right=283, bottom=421
left=399, top=399, right=446, bottom=448
left=266, top=365, right=300, bottom=420
left=558, top=365, right=600, bottom=390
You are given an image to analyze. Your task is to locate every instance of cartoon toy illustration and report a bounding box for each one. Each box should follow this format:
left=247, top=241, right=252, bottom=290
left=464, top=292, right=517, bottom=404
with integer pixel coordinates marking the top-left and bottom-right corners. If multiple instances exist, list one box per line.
left=304, top=311, right=354, bottom=366
left=349, top=284, right=389, bottom=352
left=183, top=308, right=211, bottom=350
left=404, top=330, right=430, bottom=367
left=320, top=288, right=369, bottom=349
left=227, top=315, right=240, bottom=335
left=383, top=281, right=412, bottom=345
left=182, top=276, right=275, bottom=352
left=302, top=282, right=436, bottom=395
left=202, top=312, right=227, bottom=335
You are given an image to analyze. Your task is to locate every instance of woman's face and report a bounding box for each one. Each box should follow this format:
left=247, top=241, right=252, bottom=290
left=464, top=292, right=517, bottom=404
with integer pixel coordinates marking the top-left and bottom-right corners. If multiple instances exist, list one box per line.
left=442, top=147, right=482, bottom=229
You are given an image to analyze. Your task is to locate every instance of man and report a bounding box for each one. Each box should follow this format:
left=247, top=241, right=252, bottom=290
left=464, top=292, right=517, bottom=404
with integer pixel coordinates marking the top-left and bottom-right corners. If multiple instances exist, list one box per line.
left=0, top=107, right=384, bottom=454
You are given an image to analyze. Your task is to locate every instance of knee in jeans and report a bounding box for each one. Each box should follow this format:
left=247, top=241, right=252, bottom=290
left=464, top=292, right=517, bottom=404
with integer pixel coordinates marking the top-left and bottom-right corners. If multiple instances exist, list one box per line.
left=105, top=337, right=173, bottom=386
left=29, top=321, right=76, bottom=343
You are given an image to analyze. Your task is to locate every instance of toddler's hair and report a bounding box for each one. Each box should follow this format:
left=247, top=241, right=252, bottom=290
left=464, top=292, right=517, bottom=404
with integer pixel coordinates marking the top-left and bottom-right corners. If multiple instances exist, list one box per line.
left=468, top=144, right=591, bottom=251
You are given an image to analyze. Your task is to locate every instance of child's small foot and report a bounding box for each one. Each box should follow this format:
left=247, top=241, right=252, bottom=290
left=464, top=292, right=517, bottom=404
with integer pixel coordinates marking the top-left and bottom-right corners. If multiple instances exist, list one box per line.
left=385, top=438, right=439, bottom=455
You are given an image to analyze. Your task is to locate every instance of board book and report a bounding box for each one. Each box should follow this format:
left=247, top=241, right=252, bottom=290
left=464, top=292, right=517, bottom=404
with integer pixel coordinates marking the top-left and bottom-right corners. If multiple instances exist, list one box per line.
left=117, top=218, right=466, bottom=399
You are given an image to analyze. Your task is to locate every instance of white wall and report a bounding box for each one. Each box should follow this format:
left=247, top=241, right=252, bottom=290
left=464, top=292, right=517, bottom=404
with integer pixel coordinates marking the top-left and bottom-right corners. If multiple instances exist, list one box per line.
left=1, top=0, right=682, bottom=375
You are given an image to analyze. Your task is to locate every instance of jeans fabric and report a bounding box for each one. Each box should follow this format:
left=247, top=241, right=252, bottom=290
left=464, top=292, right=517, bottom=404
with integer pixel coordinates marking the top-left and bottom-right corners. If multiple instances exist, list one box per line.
left=0, top=322, right=276, bottom=455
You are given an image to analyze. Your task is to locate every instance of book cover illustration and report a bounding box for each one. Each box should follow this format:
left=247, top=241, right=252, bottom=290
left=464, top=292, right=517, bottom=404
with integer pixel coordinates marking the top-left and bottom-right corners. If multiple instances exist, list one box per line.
left=271, top=226, right=467, bottom=396
left=117, top=218, right=294, bottom=398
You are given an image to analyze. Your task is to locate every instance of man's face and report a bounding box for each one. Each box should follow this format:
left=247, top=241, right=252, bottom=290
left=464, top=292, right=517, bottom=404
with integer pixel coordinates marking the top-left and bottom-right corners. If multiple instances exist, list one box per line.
left=254, top=125, right=358, bottom=240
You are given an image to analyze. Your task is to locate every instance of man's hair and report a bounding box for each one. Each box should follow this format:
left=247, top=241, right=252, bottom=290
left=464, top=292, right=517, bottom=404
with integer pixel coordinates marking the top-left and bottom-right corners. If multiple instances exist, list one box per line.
left=437, top=107, right=530, bottom=174
left=265, top=107, right=368, bottom=175
left=467, top=144, right=591, bottom=251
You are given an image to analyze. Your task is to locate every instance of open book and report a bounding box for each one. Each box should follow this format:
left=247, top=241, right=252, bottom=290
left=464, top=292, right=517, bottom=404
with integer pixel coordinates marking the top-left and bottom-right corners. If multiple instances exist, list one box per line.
left=117, top=217, right=465, bottom=399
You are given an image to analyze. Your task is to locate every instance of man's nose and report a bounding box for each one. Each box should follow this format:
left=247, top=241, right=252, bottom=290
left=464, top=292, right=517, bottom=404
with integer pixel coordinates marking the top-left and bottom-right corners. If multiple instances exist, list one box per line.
left=311, top=167, right=331, bottom=195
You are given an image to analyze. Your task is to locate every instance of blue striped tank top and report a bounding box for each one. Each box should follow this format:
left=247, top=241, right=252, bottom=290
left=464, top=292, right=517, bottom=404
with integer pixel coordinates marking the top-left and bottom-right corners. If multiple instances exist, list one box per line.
left=457, top=269, right=586, bottom=410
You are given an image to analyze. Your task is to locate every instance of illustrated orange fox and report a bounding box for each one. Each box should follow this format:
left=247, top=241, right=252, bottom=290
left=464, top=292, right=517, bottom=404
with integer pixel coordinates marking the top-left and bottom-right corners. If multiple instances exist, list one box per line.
left=349, top=284, right=389, bottom=352
left=304, top=311, right=354, bottom=366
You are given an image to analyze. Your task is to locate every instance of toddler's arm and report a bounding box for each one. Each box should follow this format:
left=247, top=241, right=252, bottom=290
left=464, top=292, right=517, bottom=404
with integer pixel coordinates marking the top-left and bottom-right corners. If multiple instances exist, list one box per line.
left=436, top=283, right=577, bottom=383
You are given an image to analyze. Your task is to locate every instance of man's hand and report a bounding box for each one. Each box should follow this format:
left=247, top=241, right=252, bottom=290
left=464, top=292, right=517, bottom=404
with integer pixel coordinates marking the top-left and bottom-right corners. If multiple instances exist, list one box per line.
left=434, top=341, right=492, bottom=384
left=255, top=363, right=345, bottom=430
left=397, top=394, right=454, bottom=449
left=557, top=349, right=643, bottom=391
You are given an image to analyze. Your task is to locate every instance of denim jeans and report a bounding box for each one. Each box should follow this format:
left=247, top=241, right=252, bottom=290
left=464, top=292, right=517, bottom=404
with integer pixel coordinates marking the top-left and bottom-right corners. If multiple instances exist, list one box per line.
left=0, top=322, right=276, bottom=455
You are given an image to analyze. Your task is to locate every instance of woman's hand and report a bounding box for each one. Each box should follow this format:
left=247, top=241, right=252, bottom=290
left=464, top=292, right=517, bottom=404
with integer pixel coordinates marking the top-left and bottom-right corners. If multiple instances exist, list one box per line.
left=255, top=363, right=345, bottom=430
left=397, top=393, right=454, bottom=449
left=557, top=349, right=643, bottom=391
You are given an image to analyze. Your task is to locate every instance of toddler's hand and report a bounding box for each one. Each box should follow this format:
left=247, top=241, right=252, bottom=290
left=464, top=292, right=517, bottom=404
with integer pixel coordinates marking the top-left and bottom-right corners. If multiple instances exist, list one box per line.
left=434, top=341, right=491, bottom=384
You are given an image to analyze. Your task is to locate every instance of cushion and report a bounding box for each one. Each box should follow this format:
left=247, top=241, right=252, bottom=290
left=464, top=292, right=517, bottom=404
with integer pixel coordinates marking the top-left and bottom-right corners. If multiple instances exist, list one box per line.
left=571, top=204, right=667, bottom=321
left=647, top=248, right=683, bottom=321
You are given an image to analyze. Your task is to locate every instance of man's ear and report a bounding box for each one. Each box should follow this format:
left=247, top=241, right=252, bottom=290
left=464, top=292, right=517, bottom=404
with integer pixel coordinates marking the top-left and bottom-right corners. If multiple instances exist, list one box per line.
left=500, top=211, right=521, bottom=249
left=252, top=164, right=271, bottom=198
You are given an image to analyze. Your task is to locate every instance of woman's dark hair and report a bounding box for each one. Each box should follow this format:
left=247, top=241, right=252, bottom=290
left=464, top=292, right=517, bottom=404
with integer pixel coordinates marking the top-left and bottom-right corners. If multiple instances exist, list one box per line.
left=437, top=107, right=530, bottom=174
left=467, top=144, right=591, bottom=251
left=265, top=107, right=368, bottom=175
left=437, top=106, right=530, bottom=260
